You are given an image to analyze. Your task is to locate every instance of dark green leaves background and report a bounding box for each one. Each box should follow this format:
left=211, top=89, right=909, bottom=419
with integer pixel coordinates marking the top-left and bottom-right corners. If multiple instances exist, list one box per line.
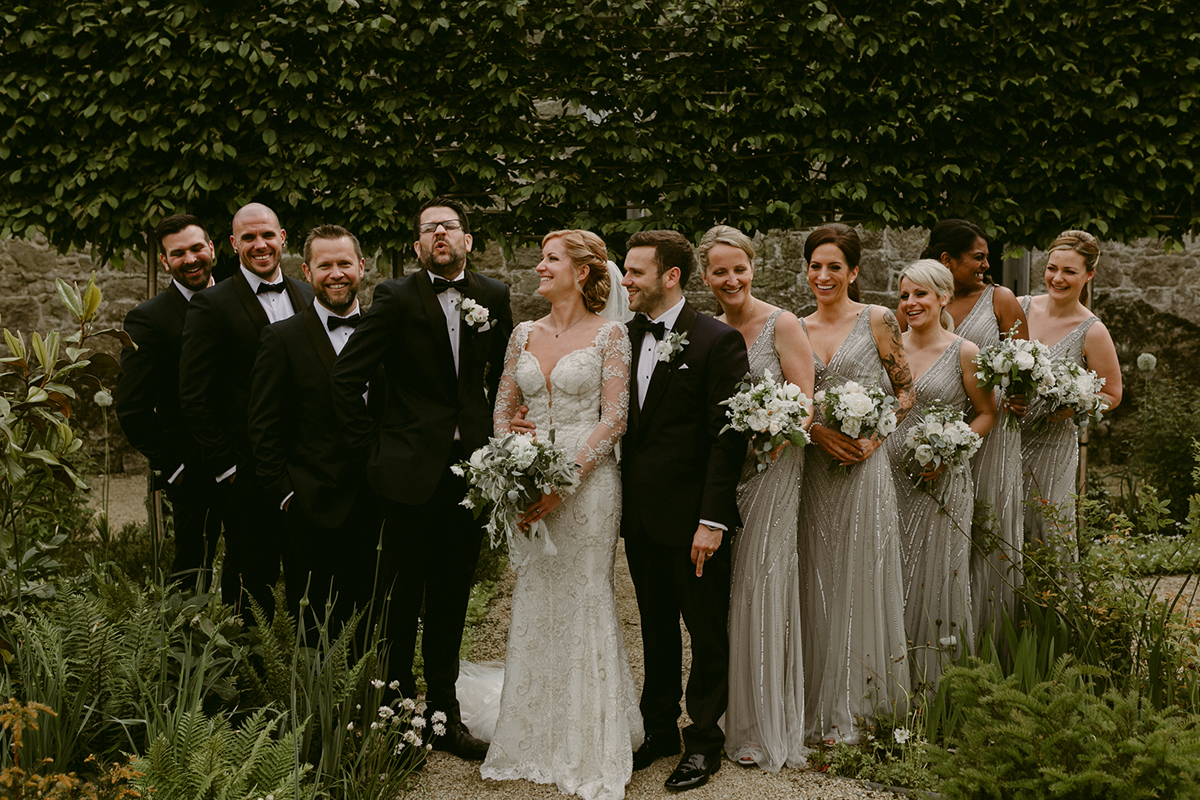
left=1, top=0, right=1196, bottom=259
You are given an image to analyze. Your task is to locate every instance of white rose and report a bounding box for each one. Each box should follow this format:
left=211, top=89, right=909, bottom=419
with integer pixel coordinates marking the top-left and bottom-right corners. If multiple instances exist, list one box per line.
left=1014, top=351, right=1035, bottom=371
left=991, top=354, right=1007, bottom=372
left=842, top=392, right=874, bottom=418
left=877, top=412, right=897, bottom=436
left=914, top=444, right=935, bottom=466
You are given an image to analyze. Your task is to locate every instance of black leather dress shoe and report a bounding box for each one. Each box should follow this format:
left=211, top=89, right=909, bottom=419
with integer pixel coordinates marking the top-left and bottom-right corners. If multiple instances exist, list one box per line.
left=664, top=751, right=720, bottom=791
left=632, top=731, right=682, bottom=771
left=430, top=721, right=489, bottom=761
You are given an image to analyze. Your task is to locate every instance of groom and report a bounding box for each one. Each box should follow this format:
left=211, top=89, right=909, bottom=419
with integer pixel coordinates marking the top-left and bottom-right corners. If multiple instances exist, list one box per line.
left=620, top=230, right=748, bottom=791
left=330, top=198, right=513, bottom=760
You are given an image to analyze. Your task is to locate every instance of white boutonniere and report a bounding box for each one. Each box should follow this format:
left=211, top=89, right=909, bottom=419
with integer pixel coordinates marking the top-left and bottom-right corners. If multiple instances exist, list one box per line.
left=456, top=297, right=493, bottom=332
left=655, top=331, right=689, bottom=364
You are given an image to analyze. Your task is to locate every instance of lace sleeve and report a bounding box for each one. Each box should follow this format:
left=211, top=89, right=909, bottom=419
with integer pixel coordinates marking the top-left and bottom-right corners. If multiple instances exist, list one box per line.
left=574, top=322, right=631, bottom=481
left=493, top=322, right=530, bottom=436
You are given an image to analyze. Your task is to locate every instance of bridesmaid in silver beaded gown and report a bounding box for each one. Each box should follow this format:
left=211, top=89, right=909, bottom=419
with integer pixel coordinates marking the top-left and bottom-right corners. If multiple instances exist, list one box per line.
left=887, top=261, right=997, bottom=694
left=1019, top=231, right=1122, bottom=555
left=699, top=226, right=815, bottom=771
left=921, top=220, right=1028, bottom=641
left=799, top=224, right=913, bottom=744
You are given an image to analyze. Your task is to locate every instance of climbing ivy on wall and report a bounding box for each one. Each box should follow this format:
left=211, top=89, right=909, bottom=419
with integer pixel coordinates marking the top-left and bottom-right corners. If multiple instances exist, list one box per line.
left=1, top=0, right=1196, bottom=259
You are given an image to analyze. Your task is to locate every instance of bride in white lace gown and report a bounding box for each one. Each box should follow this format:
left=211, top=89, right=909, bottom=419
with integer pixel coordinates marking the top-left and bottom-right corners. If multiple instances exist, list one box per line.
left=481, top=230, right=644, bottom=800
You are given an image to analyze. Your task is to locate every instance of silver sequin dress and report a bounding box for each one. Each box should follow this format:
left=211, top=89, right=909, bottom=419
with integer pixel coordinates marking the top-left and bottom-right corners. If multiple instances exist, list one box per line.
left=955, top=285, right=1024, bottom=638
left=1019, top=297, right=1097, bottom=556
left=884, top=339, right=975, bottom=695
left=724, top=310, right=808, bottom=770
left=798, top=308, right=908, bottom=744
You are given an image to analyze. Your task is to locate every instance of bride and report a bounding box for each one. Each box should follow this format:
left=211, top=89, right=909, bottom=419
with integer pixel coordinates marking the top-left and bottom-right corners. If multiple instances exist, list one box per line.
left=476, top=229, right=644, bottom=800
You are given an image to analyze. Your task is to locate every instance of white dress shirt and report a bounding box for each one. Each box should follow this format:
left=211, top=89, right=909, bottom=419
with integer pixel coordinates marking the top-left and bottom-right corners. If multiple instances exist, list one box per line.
left=240, top=265, right=297, bottom=324
left=634, top=297, right=686, bottom=408
left=313, top=299, right=360, bottom=356
left=428, top=269, right=463, bottom=375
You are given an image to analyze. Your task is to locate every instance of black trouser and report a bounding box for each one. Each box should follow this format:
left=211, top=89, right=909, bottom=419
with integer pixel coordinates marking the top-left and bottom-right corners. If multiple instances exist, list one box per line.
left=625, top=526, right=732, bottom=756
left=283, top=493, right=381, bottom=641
left=378, top=443, right=484, bottom=724
left=217, top=470, right=286, bottom=620
left=166, top=472, right=222, bottom=586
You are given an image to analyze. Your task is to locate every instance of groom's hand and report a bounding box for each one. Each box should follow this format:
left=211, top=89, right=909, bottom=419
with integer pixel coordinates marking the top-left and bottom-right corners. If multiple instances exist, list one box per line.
left=691, top=525, right=723, bottom=577
left=510, top=405, right=537, bottom=436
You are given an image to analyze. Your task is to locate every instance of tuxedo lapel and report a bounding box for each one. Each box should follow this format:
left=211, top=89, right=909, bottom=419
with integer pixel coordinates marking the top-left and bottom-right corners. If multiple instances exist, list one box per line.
left=302, top=303, right=337, bottom=374
left=232, top=269, right=271, bottom=330
left=283, top=276, right=309, bottom=317
left=166, top=283, right=190, bottom=321
left=415, top=270, right=456, bottom=375
left=638, top=301, right=698, bottom=430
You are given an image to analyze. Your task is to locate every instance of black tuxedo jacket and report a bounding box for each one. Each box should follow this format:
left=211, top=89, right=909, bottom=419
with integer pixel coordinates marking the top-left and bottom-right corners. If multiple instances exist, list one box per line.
left=114, top=283, right=202, bottom=482
left=621, top=301, right=749, bottom=547
left=248, top=302, right=380, bottom=529
left=179, top=270, right=313, bottom=478
left=330, top=269, right=513, bottom=505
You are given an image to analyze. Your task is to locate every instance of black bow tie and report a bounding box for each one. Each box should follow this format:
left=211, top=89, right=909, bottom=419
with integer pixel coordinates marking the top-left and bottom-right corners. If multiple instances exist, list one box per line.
left=327, top=313, right=360, bottom=331
left=432, top=276, right=469, bottom=294
left=628, top=315, right=666, bottom=341
left=256, top=281, right=286, bottom=295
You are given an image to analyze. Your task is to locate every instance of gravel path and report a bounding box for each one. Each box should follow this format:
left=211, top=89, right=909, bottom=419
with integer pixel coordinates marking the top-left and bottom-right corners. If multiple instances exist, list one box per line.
left=418, top=541, right=894, bottom=800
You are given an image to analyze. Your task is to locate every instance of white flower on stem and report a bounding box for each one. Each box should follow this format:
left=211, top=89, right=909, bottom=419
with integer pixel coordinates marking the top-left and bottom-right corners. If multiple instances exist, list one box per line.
left=433, top=722, right=446, bottom=736
left=431, top=711, right=447, bottom=723
left=394, top=742, right=406, bottom=755
left=371, top=679, right=386, bottom=689
left=426, top=743, right=434, bottom=751
left=389, top=680, right=401, bottom=691
left=893, top=727, right=912, bottom=745
left=401, top=698, right=417, bottom=711
left=939, top=635, right=958, bottom=648
left=411, top=715, right=426, bottom=729
left=404, top=730, right=423, bottom=746
left=93, top=389, right=113, bottom=407
left=378, top=705, right=395, bottom=720
left=1137, top=352, right=1157, bottom=372
left=346, top=722, right=354, bottom=731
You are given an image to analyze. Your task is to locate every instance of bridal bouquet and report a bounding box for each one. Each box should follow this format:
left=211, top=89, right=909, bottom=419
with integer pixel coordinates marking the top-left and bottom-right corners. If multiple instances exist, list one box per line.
left=1031, top=358, right=1107, bottom=434
left=719, top=369, right=812, bottom=473
left=904, top=401, right=982, bottom=496
left=973, top=323, right=1055, bottom=429
left=453, top=432, right=580, bottom=558
left=814, top=379, right=899, bottom=474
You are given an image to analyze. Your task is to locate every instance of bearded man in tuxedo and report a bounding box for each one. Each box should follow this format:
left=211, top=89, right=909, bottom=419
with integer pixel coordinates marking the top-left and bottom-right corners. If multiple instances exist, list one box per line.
left=248, top=224, right=379, bottom=631
left=331, top=198, right=513, bottom=760
left=115, top=214, right=221, bottom=580
left=619, top=230, right=748, bottom=792
left=179, top=202, right=312, bottom=613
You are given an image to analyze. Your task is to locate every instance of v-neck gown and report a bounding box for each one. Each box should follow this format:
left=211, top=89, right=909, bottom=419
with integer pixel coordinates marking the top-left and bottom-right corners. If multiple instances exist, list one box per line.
left=885, top=339, right=975, bottom=694
left=955, top=285, right=1024, bottom=639
left=481, top=320, right=644, bottom=800
left=1019, top=297, right=1098, bottom=559
left=798, top=308, right=908, bottom=743
left=724, top=310, right=808, bottom=770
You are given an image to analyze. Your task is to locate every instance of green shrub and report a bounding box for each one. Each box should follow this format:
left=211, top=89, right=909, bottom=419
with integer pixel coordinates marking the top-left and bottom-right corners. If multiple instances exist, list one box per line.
left=932, top=658, right=1200, bottom=799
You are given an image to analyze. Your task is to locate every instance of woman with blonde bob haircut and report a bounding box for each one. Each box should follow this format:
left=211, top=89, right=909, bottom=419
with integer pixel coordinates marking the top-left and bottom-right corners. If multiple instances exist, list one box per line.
left=886, top=259, right=997, bottom=695
left=698, top=224, right=814, bottom=771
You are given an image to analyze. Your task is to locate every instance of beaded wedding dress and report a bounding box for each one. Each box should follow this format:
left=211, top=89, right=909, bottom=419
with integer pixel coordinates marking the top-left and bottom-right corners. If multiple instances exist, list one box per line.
left=724, top=310, right=808, bottom=770
left=476, top=320, right=644, bottom=800
left=798, top=308, right=908, bottom=743
left=885, top=339, right=975, bottom=694
left=1019, top=297, right=1098, bottom=557
left=956, top=285, right=1024, bottom=639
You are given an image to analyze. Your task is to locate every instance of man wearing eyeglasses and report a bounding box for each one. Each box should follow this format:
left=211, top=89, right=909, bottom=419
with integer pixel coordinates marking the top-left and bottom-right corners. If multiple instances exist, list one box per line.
left=331, top=197, right=513, bottom=760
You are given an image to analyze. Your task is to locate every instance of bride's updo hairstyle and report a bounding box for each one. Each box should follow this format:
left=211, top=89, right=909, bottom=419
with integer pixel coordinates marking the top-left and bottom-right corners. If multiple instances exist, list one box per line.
left=542, top=229, right=611, bottom=314
left=899, top=259, right=956, bottom=332
left=804, top=223, right=862, bottom=302
left=697, top=225, right=755, bottom=274
left=1046, top=229, right=1100, bottom=304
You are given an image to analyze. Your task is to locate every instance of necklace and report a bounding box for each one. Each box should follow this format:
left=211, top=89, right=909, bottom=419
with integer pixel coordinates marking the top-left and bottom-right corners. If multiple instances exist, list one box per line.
left=553, top=312, right=587, bottom=338
left=729, top=297, right=757, bottom=334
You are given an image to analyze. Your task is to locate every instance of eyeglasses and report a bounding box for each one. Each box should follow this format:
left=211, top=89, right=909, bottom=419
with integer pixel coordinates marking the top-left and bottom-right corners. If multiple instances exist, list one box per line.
left=418, top=219, right=464, bottom=234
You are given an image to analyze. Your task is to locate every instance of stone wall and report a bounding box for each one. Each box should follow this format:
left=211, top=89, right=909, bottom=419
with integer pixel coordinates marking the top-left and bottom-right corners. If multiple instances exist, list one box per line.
left=3, top=227, right=1197, bottom=473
